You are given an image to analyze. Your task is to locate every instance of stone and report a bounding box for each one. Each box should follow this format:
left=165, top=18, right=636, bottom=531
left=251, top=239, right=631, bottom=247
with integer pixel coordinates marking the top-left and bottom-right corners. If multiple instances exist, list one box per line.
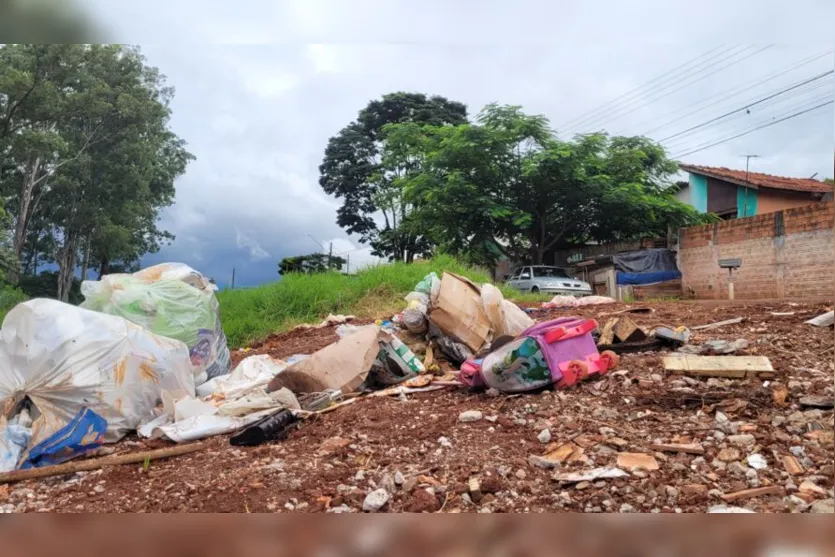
left=362, top=489, right=390, bottom=512
left=809, top=499, right=834, bottom=514
left=619, top=503, right=636, bottom=513
left=528, top=455, right=560, bottom=470
left=717, top=448, right=741, bottom=462
left=404, top=489, right=441, bottom=513
left=798, top=480, right=827, bottom=496
left=93, top=485, right=106, bottom=494
left=537, top=429, right=552, bottom=444
left=394, top=471, right=405, bottom=486
left=746, top=454, right=767, bottom=470
left=575, top=481, right=590, bottom=491
left=786, top=495, right=809, bottom=512
left=437, top=436, right=453, bottom=448
left=666, top=486, right=679, bottom=499
left=515, top=469, right=527, bottom=480
left=459, top=411, right=483, bottom=423
left=380, top=474, right=396, bottom=494
left=728, top=434, right=756, bottom=447
left=727, top=461, right=749, bottom=477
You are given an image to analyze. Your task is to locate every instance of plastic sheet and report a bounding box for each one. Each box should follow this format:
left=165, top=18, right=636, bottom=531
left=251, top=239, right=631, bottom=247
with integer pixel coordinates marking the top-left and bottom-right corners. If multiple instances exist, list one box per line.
left=612, top=249, right=679, bottom=274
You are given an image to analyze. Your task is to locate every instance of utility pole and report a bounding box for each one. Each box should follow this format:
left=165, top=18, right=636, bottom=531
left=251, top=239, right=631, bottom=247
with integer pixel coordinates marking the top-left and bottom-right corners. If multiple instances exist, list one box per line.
left=740, top=154, right=760, bottom=217
left=328, top=242, right=333, bottom=269
left=231, top=267, right=235, bottom=289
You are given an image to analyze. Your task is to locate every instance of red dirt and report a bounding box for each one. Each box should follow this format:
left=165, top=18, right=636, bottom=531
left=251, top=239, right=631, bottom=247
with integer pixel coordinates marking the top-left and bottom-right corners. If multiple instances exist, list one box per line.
left=4, top=301, right=833, bottom=513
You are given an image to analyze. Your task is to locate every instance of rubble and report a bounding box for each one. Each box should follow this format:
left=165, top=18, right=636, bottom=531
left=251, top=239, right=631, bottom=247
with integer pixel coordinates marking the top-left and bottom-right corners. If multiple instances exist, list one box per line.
left=0, top=299, right=830, bottom=513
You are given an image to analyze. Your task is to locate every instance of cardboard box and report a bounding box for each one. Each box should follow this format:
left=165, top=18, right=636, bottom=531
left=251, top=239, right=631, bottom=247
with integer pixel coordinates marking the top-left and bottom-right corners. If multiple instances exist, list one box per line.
left=428, top=272, right=492, bottom=352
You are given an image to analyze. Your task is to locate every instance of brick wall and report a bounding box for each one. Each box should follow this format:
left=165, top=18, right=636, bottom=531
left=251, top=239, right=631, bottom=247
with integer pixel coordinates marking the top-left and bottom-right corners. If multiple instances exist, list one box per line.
left=678, top=202, right=834, bottom=300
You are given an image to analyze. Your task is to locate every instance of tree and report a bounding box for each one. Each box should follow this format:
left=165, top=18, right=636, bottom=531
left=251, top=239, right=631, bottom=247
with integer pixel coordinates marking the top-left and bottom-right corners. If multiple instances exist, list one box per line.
left=319, top=92, right=467, bottom=262
left=394, top=104, right=709, bottom=267
left=278, top=253, right=347, bottom=275
left=0, top=45, right=192, bottom=299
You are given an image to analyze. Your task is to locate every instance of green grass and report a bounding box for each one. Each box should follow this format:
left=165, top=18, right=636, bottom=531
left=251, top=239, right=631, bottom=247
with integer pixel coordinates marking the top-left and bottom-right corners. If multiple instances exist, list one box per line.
left=0, top=284, right=28, bottom=324
left=218, top=254, right=546, bottom=348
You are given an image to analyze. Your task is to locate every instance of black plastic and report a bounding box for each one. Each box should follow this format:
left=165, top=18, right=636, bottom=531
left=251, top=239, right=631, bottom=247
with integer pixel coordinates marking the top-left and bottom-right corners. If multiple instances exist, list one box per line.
left=612, top=248, right=678, bottom=273
left=229, top=409, right=298, bottom=446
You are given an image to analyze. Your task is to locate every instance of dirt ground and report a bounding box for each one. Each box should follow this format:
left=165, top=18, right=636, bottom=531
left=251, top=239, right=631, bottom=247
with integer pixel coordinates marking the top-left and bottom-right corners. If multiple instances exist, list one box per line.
left=2, top=301, right=833, bottom=513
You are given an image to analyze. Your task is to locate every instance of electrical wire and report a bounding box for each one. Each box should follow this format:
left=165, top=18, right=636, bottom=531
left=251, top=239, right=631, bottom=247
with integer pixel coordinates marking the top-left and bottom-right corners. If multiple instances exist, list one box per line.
left=630, top=49, right=834, bottom=137
left=671, top=100, right=833, bottom=158
left=662, top=81, right=834, bottom=152
left=568, top=45, right=776, bottom=134
left=556, top=45, right=737, bottom=131
left=657, top=70, right=833, bottom=142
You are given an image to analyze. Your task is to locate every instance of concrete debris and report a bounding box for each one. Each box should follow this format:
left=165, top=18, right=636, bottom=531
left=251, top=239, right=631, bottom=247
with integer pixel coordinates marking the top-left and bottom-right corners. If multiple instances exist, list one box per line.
left=458, top=410, right=483, bottom=423
left=362, top=488, right=390, bottom=512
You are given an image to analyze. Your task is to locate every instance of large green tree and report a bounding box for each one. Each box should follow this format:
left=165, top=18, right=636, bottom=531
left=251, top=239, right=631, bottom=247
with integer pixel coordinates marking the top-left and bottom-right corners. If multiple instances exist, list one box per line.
left=319, top=92, right=467, bottom=262
left=0, top=44, right=192, bottom=300
left=390, top=104, right=708, bottom=267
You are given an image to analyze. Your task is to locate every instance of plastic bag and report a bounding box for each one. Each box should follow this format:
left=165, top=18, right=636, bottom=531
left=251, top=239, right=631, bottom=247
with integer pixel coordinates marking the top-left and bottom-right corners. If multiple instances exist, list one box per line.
left=481, top=284, right=534, bottom=337
left=0, top=299, right=195, bottom=471
left=81, top=263, right=231, bottom=380
left=196, top=355, right=289, bottom=398
left=402, top=306, right=428, bottom=334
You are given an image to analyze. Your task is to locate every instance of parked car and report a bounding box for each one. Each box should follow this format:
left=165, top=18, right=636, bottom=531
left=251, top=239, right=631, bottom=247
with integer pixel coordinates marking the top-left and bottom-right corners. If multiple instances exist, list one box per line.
left=505, top=266, right=592, bottom=296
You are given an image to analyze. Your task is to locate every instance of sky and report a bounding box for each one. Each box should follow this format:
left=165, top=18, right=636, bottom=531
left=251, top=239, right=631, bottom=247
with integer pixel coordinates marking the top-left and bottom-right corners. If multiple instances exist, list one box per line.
left=69, top=0, right=835, bottom=287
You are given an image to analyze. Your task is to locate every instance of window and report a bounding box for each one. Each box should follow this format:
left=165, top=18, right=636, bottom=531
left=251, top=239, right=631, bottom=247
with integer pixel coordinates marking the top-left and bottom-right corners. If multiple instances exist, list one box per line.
left=533, top=267, right=569, bottom=278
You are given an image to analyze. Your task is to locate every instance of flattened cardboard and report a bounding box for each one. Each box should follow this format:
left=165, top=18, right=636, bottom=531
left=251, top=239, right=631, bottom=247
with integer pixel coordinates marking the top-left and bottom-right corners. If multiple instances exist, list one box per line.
left=267, top=326, right=381, bottom=394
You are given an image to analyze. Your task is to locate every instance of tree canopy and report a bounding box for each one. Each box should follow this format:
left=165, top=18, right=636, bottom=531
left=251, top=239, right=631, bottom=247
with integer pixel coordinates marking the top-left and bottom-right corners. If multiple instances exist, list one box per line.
left=376, top=103, right=709, bottom=268
left=278, top=253, right=347, bottom=275
left=319, top=92, right=467, bottom=262
left=0, top=44, right=192, bottom=300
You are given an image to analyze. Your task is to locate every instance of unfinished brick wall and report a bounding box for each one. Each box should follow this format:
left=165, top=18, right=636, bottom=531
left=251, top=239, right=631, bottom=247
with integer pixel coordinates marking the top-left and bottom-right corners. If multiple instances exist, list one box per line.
left=678, top=202, right=834, bottom=300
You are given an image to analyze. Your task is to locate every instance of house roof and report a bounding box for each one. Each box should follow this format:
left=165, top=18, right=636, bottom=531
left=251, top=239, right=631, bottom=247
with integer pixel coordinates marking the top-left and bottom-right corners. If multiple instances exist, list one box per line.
left=680, top=164, right=834, bottom=195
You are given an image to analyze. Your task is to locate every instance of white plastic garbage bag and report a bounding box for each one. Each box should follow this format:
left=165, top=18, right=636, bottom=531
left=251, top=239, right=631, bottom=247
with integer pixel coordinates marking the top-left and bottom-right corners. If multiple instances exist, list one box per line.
left=81, top=262, right=231, bottom=381
left=481, top=284, right=534, bottom=337
left=0, top=299, right=195, bottom=471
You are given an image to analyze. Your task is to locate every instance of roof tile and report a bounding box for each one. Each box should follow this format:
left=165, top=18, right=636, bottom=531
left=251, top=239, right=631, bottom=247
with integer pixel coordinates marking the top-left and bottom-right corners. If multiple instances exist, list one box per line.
left=680, top=164, right=833, bottom=194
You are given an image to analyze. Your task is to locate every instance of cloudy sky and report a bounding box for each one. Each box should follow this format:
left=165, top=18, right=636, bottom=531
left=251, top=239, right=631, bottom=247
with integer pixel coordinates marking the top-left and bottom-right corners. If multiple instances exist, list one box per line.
left=74, top=0, right=834, bottom=287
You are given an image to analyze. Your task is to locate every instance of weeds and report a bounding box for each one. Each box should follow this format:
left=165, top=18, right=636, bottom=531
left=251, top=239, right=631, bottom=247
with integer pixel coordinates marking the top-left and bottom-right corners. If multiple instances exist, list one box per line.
left=218, top=255, right=545, bottom=348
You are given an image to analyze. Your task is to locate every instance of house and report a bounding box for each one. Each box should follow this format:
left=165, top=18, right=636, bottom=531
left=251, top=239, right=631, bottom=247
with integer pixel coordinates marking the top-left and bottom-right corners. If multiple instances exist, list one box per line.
left=676, top=164, right=833, bottom=219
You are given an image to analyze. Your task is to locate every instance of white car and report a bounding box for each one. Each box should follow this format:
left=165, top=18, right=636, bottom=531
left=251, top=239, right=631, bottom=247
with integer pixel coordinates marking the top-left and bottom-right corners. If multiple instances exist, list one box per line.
left=506, top=266, right=592, bottom=296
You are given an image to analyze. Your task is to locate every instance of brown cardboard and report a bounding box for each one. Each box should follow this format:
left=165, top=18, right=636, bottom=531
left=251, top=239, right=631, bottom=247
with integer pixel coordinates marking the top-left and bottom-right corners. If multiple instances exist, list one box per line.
left=427, top=272, right=492, bottom=352
left=267, top=326, right=381, bottom=394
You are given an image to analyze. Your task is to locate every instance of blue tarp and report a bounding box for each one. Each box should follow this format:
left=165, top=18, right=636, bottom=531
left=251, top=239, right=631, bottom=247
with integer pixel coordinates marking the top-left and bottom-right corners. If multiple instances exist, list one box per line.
left=617, top=270, right=681, bottom=286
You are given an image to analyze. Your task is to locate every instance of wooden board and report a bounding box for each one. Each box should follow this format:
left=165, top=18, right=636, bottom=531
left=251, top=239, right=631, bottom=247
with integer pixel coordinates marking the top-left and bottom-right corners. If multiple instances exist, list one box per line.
left=663, top=355, right=774, bottom=379
left=612, top=316, right=646, bottom=343
left=692, top=317, right=744, bottom=331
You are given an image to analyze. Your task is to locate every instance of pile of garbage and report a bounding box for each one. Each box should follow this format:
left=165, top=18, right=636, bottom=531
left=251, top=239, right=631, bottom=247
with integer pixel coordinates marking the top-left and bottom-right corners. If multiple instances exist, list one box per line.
left=0, top=263, right=232, bottom=473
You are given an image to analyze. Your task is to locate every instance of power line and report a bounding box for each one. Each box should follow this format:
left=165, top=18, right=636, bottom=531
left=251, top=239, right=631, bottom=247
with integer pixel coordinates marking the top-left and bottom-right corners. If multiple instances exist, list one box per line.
left=671, top=100, right=833, bottom=158
left=658, top=70, right=834, bottom=142
left=664, top=88, right=834, bottom=152
left=632, top=49, right=834, bottom=137
left=556, top=45, right=735, bottom=131
left=569, top=45, right=776, bottom=134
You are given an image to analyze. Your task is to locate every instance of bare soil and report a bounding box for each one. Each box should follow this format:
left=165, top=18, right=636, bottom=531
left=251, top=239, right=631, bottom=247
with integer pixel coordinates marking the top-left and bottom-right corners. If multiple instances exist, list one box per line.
left=3, top=301, right=832, bottom=513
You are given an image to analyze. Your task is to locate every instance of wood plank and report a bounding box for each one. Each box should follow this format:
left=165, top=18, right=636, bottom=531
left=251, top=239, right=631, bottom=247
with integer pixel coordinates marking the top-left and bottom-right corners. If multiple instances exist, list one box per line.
left=781, top=455, right=804, bottom=476
left=663, top=355, right=773, bottom=379
left=649, top=443, right=705, bottom=455
left=612, top=316, right=646, bottom=343
left=720, top=485, right=784, bottom=503
left=0, top=443, right=205, bottom=484
left=692, top=317, right=744, bottom=331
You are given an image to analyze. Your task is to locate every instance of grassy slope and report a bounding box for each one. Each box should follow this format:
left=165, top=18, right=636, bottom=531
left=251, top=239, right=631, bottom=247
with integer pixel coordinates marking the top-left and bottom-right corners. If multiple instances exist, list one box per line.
left=218, top=255, right=544, bottom=348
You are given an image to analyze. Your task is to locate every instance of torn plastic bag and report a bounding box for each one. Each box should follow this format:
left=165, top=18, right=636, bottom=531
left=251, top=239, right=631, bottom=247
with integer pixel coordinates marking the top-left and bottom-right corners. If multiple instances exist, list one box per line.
left=481, top=284, right=534, bottom=337
left=196, top=355, right=289, bottom=398
left=21, top=407, right=106, bottom=469
left=363, top=335, right=425, bottom=389
left=81, top=263, right=231, bottom=381
left=230, top=409, right=298, bottom=446
left=0, top=299, right=195, bottom=471
left=427, top=323, right=474, bottom=366
left=401, top=306, right=428, bottom=334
